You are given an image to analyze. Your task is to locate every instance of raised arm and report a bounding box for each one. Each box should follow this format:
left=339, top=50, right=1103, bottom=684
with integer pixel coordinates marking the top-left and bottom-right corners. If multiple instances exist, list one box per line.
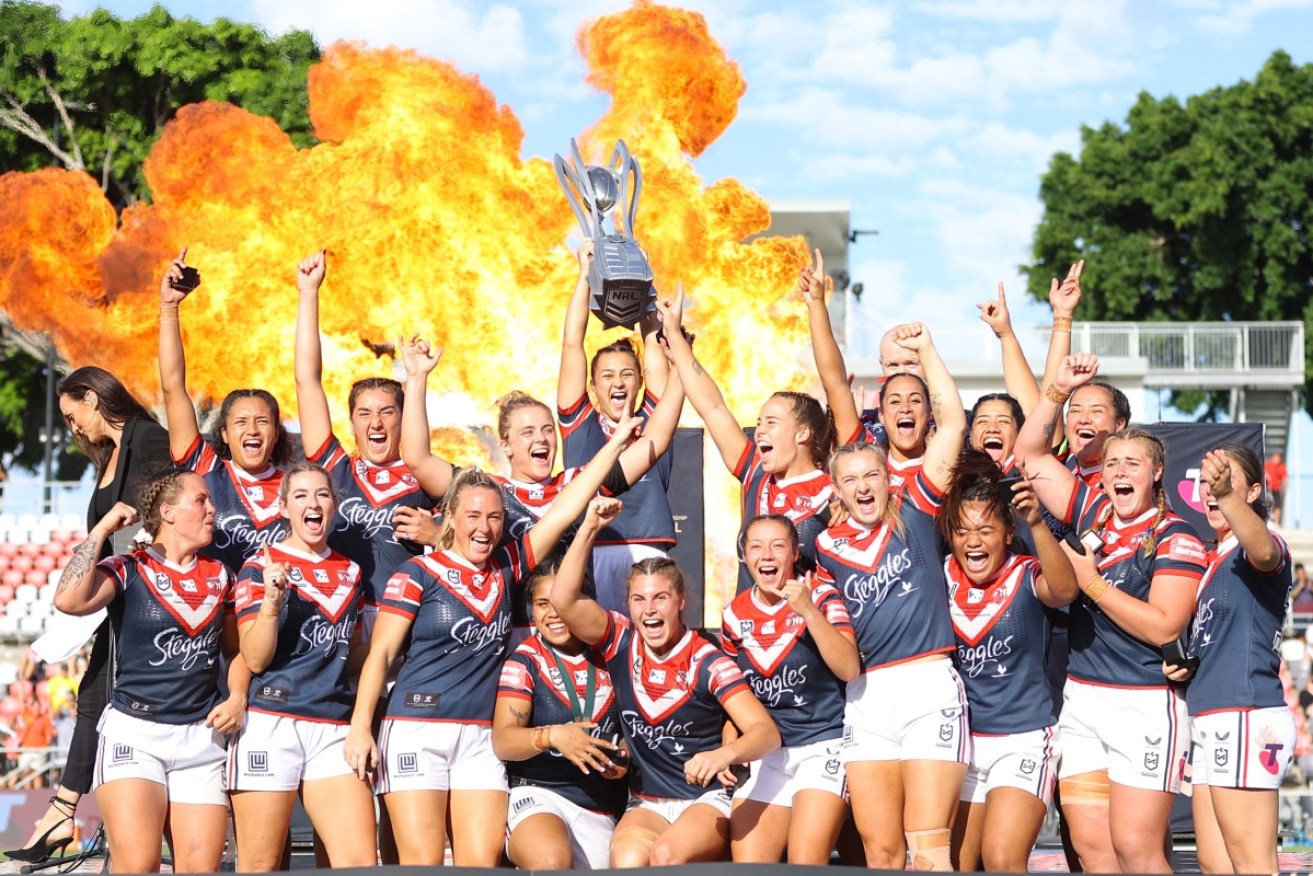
left=397, top=334, right=455, bottom=498
left=558, top=239, right=594, bottom=409
left=294, top=250, right=334, bottom=455
left=783, top=571, right=859, bottom=681
left=1202, top=450, right=1281, bottom=572
left=1011, top=479, right=1079, bottom=608
left=548, top=497, right=617, bottom=646
left=1042, top=261, right=1083, bottom=412
left=639, top=306, right=670, bottom=399
left=655, top=287, right=750, bottom=471
left=526, top=412, right=641, bottom=562
left=977, top=282, right=1040, bottom=415
left=158, top=247, right=202, bottom=461
left=53, top=503, right=137, bottom=615
left=802, top=249, right=861, bottom=444
left=894, top=323, right=965, bottom=493
left=1015, top=354, right=1099, bottom=519
left=617, top=360, right=684, bottom=486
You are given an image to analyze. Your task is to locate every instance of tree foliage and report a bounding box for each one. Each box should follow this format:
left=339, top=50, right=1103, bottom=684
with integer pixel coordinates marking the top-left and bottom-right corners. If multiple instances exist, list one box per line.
left=0, top=2, right=318, bottom=476
left=1025, top=50, right=1313, bottom=416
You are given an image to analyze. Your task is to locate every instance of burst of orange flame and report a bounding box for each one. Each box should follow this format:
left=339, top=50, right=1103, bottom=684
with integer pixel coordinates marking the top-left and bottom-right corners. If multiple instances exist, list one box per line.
left=0, top=2, right=813, bottom=622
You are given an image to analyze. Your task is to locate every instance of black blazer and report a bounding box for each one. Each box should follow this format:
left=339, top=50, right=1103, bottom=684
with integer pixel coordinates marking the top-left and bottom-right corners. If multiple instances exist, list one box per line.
left=87, top=416, right=171, bottom=558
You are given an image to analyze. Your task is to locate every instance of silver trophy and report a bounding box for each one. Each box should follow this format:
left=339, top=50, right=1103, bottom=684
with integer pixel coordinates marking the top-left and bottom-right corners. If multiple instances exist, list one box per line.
left=554, top=139, right=655, bottom=330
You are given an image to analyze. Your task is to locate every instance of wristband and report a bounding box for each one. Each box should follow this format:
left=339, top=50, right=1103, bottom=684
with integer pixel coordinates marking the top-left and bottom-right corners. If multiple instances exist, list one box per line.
left=1083, top=574, right=1110, bottom=603
left=532, top=726, right=551, bottom=752
left=1052, top=315, right=1073, bottom=331
left=1045, top=385, right=1072, bottom=405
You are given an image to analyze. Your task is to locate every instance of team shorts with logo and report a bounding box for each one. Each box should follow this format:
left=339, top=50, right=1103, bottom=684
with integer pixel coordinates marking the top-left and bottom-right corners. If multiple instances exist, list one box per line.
left=592, top=544, right=667, bottom=614
left=739, top=736, right=846, bottom=806
left=507, top=784, right=616, bottom=869
left=94, top=707, right=227, bottom=805
left=1058, top=678, right=1188, bottom=793
left=1191, top=707, right=1295, bottom=790
left=227, top=711, right=355, bottom=791
left=625, top=786, right=733, bottom=823
left=843, top=659, right=970, bottom=764
left=376, top=719, right=507, bottom=794
left=961, top=726, right=1060, bottom=806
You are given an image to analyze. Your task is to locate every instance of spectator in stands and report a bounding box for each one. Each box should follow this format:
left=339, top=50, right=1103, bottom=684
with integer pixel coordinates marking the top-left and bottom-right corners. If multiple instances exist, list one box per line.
left=9, top=683, right=54, bottom=789
left=45, top=663, right=77, bottom=714
left=4, top=366, right=170, bottom=865
left=1266, top=452, right=1288, bottom=527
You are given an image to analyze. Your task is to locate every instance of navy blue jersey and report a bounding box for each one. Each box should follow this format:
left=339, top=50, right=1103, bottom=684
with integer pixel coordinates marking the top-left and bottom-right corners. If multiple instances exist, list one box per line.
left=720, top=584, right=850, bottom=747
left=102, top=548, right=233, bottom=725
left=378, top=536, right=533, bottom=723
left=1062, top=482, right=1208, bottom=687
left=307, top=435, right=438, bottom=606
left=732, top=444, right=833, bottom=593
left=176, top=435, right=288, bottom=575
left=236, top=544, right=363, bottom=723
left=497, top=635, right=626, bottom=816
left=816, top=473, right=954, bottom=671
left=1188, top=534, right=1292, bottom=715
left=597, top=612, right=749, bottom=799
left=947, top=554, right=1055, bottom=734
left=560, top=390, right=675, bottom=548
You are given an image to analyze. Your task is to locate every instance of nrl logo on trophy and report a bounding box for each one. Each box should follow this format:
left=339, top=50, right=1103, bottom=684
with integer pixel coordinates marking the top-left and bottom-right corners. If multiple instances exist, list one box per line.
left=554, top=139, right=655, bottom=330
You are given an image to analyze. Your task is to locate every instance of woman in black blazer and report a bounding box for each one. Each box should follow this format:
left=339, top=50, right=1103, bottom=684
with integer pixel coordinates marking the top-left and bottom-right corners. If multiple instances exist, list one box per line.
left=5, top=366, right=170, bottom=862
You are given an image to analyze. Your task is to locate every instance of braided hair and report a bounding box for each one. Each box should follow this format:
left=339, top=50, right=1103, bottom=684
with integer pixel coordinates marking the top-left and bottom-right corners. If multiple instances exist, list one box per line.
left=135, top=468, right=198, bottom=538
left=1095, top=427, right=1167, bottom=557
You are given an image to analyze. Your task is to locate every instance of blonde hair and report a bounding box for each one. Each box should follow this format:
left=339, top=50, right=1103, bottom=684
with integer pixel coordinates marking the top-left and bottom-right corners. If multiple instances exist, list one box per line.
left=436, top=468, right=503, bottom=550
left=495, top=391, right=552, bottom=441
left=827, top=441, right=905, bottom=538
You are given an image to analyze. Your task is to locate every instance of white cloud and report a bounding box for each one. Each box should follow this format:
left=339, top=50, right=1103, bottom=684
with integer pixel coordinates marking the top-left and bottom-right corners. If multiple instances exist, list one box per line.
left=917, top=0, right=1065, bottom=23
left=1192, top=0, right=1313, bottom=34
left=249, top=0, right=530, bottom=73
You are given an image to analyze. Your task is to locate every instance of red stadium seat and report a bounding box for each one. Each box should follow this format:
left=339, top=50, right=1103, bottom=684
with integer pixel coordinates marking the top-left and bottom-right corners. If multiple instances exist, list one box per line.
left=1, top=570, right=23, bottom=588
left=23, top=570, right=46, bottom=587
left=9, top=555, right=32, bottom=573
left=0, top=542, right=17, bottom=559
left=0, top=585, right=14, bottom=605
left=17, top=542, right=41, bottom=558
left=33, top=554, right=57, bottom=573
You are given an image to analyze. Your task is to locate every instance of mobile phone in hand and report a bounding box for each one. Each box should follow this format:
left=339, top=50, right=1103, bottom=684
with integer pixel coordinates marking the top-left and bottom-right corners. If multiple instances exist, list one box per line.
left=1160, top=638, right=1200, bottom=672
left=170, top=266, right=200, bottom=292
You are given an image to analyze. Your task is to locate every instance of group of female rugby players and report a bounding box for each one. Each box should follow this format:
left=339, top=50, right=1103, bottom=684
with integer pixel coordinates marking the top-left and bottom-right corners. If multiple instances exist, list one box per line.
left=24, top=242, right=1293, bottom=874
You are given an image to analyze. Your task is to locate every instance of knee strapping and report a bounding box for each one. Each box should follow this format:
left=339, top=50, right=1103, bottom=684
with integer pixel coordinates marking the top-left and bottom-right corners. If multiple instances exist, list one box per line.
left=904, top=827, right=951, bottom=871
left=1059, top=772, right=1110, bottom=807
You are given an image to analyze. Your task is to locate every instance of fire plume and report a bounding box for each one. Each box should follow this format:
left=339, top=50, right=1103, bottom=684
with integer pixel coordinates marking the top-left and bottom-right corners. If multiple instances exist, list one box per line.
left=0, top=3, right=815, bottom=620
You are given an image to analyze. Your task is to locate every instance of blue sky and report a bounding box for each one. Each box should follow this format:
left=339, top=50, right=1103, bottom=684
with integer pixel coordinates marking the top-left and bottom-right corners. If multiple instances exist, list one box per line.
left=50, top=0, right=1313, bottom=524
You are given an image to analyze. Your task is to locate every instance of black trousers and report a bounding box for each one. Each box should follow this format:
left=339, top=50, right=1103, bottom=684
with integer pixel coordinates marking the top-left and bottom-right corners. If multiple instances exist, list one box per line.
left=60, top=621, right=110, bottom=795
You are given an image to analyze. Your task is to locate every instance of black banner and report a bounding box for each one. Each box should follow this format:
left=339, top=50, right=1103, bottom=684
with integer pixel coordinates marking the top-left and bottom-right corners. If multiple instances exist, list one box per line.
left=666, top=427, right=705, bottom=627
left=1145, top=422, right=1265, bottom=539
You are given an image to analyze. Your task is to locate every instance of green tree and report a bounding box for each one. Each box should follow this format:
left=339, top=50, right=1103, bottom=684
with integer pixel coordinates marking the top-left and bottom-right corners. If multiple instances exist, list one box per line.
left=1026, top=50, right=1313, bottom=416
left=0, top=1, right=318, bottom=476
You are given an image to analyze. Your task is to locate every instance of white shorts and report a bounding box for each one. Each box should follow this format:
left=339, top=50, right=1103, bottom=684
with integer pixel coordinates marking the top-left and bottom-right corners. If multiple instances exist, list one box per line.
left=376, top=719, right=508, bottom=794
left=1191, top=707, right=1295, bottom=790
left=961, top=726, right=1060, bottom=806
left=739, top=736, right=845, bottom=805
left=843, top=659, right=970, bottom=764
left=592, top=544, right=667, bottom=614
left=227, top=710, right=354, bottom=791
left=1058, top=679, right=1189, bottom=792
left=625, top=786, right=733, bottom=823
left=94, top=707, right=227, bottom=805
left=507, top=785, right=616, bottom=869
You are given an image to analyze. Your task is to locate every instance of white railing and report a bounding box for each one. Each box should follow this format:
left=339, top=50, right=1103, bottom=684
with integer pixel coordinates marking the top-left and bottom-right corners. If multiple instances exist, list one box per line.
left=1068, top=321, right=1305, bottom=375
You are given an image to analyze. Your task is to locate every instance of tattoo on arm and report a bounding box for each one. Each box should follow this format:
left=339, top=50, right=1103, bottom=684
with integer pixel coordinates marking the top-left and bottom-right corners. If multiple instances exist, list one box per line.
left=690, top=358, right=705, bottom=377
left=57, top=539, right=99, bottom=595
left=509, top=704, right=531, bottom=727
left=1040, top=418, right=1057, bottom=446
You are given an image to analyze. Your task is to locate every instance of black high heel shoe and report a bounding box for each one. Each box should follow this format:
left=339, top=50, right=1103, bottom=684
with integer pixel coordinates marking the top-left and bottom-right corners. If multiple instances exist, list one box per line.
left=3, top=796, right=76, bottom=863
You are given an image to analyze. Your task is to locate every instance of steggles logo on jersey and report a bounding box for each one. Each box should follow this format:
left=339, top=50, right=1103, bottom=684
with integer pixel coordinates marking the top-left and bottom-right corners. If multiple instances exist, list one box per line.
left=956, top=636, right=1015, bottom=679
left=843, top=548, right=912, bottom=619
left=338, top=497, right=402, bottom=543
left=212, top=512, right=285, bottom=552
left=151, top=625, right=221, bottom=670
left=749, top=663, right=809, bottom=707
left=620, top=709, right=693, bottom=751
left=295, top=613, right=356, bottom=657
left=451, top=613, right=510, bottom=653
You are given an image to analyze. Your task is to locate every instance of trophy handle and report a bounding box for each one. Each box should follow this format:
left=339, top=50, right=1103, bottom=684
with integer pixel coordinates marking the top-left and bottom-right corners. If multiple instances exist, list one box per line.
left=608, top=141, right=642, bottom=238
left=553, top=139, right=600, bottom=238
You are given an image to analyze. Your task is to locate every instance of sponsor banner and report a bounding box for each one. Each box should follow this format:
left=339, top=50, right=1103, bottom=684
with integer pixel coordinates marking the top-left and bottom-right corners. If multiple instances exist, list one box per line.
left=1146, top=422, right=1264, bottom=539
